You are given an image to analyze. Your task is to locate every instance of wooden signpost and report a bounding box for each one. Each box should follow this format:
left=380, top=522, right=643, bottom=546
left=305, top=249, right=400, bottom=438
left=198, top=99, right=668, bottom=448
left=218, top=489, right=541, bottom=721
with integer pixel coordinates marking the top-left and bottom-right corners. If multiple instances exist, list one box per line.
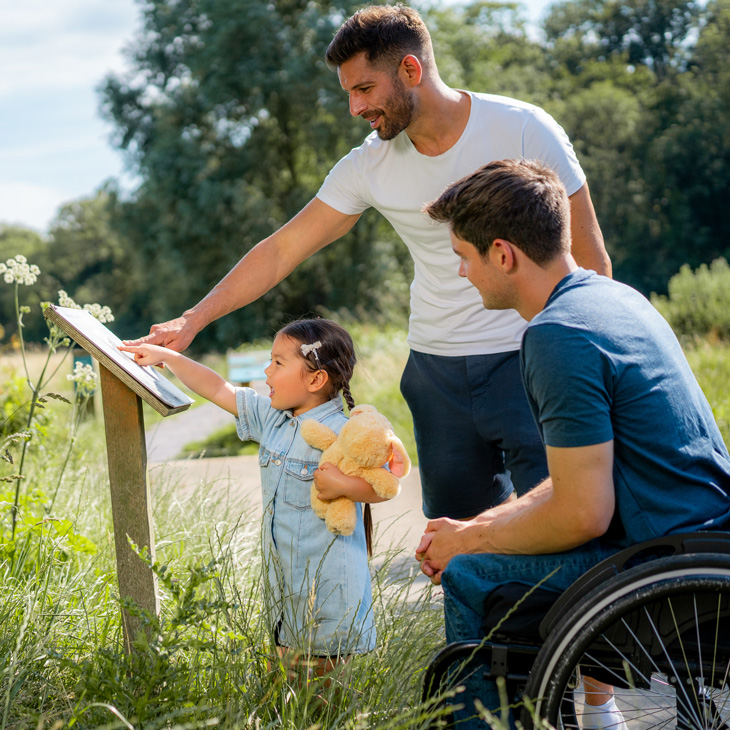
left=44, top=305, right=194, bottom=653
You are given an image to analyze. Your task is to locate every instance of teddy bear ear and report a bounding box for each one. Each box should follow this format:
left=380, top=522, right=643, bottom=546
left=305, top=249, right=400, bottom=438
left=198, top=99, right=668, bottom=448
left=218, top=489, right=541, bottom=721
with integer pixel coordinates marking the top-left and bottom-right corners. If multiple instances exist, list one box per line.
left=388, top=436, right=412, bottom=478
left=351, top=404, right=376, bottom=417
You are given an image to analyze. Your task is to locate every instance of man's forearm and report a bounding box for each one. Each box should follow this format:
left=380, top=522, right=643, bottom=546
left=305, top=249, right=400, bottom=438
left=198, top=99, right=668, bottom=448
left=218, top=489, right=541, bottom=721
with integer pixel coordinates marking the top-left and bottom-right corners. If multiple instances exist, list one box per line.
left=462, top=485, right=594, bottom=556
left=569, top=183, right=612, bottom=277
left=420, top=442, right=616, bottom=575
left=182, top=198, right=360, bottom=333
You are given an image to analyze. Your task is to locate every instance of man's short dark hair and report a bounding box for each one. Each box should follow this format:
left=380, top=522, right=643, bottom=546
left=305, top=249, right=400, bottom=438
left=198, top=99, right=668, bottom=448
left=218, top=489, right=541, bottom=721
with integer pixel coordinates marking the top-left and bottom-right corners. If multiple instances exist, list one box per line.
left=326, top=4, right=434, bottom=72
left=424, top=159, right=571, bottom=266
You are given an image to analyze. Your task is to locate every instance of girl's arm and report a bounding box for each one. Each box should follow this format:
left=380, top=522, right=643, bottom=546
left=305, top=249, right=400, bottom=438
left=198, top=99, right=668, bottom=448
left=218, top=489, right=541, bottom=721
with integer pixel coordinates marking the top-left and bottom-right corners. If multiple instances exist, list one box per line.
left=313, top=463, right=388, bottom=504
left=119, top=343, right=238, bottom=416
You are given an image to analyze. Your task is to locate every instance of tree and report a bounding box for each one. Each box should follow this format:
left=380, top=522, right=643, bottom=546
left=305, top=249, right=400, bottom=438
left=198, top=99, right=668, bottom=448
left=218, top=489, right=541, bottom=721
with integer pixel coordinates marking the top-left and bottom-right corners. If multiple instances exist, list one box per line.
left=40, top=189, right=146, bottom=338
left=545, top=0, right=700, bottom=80
left=0, top=226, right=48, bottom=345
left=426, top=2, right=553, bottom=106
left=100, top=0, right=411, bottom=350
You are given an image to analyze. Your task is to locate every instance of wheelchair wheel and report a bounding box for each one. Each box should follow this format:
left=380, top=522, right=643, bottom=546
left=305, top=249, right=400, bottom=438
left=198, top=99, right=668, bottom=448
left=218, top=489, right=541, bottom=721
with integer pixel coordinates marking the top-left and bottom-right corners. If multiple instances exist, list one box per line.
left=522, top=554, right=730, bottom=730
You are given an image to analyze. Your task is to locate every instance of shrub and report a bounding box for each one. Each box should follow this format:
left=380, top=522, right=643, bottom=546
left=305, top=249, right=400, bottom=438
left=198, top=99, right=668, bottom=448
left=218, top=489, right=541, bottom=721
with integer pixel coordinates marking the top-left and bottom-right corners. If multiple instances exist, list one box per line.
left=652, top=258, right=730, bottom=340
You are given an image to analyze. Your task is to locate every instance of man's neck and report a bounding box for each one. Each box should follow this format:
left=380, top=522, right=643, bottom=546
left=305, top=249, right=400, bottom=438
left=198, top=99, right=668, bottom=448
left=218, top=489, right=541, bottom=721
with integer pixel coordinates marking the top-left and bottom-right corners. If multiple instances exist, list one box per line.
left=406, top=82, right=470, bottom=157
left=518, top=255, right=578, bottom=322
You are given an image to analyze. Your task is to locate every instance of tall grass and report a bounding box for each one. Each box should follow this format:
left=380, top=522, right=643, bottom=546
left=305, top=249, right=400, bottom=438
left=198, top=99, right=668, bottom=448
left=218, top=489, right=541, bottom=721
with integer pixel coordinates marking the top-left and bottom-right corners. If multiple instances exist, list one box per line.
left=4, top=324, right=730, bottom=728
left=683, top=338, right=730, bottom=448
left=0, top=393, right=446, bottom=729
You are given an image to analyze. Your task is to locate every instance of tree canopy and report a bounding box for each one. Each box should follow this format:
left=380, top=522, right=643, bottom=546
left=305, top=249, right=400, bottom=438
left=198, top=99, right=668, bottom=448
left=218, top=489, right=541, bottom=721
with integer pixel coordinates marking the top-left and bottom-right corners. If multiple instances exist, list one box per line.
left=4, top=0, right=729, bottom=349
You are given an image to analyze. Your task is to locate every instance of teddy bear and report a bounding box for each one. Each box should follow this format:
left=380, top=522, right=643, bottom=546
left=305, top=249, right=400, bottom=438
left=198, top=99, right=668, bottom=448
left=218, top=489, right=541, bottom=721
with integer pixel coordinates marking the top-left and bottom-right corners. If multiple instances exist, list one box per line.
left=300, top=404, right=411, bottom=536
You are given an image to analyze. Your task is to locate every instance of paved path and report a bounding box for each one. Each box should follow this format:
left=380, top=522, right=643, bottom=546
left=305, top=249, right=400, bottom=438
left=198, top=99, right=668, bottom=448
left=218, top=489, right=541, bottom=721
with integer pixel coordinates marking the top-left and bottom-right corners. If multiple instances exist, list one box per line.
left=145, top=400, right=431, bottom=563
left=146, top=401, right=233, bottom=462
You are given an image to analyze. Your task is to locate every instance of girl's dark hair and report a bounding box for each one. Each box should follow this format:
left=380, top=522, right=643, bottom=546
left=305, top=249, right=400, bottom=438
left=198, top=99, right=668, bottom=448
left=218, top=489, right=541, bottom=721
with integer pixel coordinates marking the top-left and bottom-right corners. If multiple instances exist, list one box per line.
left=278, top=318, right=357, bottom=410
left=278, top=318, right=374, bottom=555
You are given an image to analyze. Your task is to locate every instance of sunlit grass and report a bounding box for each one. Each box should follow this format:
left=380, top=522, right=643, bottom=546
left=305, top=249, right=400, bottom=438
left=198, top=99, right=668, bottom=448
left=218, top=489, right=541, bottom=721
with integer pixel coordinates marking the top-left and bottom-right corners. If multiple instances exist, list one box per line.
left=3, top=329, right=730, bottom=728
left=682, top=337, right=730, bottom=448
left=0, top=427, right=446, bottom=728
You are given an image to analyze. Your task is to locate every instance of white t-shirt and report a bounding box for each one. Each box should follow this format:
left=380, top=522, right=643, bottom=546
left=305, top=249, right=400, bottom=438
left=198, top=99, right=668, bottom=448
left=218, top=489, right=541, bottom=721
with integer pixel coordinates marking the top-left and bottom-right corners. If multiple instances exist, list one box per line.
left=317, top=91, right=586, bottom=356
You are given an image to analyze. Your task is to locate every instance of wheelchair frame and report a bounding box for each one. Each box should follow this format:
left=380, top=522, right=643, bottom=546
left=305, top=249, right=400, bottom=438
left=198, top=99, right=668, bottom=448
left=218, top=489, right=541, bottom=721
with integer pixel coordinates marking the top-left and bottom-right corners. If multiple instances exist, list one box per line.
left=423, top=531, right=730, bottom=730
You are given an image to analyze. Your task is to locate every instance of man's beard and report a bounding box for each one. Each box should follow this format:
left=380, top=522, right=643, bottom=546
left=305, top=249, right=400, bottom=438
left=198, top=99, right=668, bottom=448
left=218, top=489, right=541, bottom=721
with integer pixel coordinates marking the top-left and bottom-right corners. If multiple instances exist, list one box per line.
left=369, top=77, right=415, bottom=140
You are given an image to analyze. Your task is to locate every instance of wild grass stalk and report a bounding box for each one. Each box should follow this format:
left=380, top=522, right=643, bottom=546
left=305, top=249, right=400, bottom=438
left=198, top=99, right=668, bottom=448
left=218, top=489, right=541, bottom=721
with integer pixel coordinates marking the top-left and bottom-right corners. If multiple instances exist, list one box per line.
left=0, top=430, right=449, bottom=728
left=7, top=296, right=728, bottom=728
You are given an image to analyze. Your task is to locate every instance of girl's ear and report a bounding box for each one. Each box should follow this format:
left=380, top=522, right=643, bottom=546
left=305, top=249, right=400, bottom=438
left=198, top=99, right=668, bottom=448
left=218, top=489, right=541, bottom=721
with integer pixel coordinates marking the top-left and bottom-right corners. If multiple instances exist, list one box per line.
left=307, top=368, right=330, bottom=394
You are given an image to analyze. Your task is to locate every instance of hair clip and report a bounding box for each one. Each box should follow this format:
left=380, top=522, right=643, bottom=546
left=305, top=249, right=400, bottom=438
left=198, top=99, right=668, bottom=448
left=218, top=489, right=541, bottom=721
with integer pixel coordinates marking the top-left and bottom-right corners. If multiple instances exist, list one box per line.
left=301, top=341, right=322, bottom=357
left=301, top=341, right=323, bottom=368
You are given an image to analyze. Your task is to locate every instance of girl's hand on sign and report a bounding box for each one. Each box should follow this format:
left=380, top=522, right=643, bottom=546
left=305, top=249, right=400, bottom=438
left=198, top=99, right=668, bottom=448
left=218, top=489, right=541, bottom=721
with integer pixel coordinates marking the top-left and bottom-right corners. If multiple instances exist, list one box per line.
left=118, top=343, right=171, bottom=368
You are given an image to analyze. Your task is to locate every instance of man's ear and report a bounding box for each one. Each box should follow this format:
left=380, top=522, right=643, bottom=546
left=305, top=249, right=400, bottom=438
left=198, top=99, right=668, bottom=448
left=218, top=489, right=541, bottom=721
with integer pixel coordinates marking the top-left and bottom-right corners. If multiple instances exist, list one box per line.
left=308, top=369, right=330, bottom=394
left=491, top=239, right=517, bottom=272
left=399, top=54, right=423, bottom=86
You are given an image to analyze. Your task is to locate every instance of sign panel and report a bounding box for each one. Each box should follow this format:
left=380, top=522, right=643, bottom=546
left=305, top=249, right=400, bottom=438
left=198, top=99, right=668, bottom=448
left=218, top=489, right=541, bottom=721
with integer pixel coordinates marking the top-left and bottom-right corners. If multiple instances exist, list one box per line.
left=44, top=305, right=193, bottom=416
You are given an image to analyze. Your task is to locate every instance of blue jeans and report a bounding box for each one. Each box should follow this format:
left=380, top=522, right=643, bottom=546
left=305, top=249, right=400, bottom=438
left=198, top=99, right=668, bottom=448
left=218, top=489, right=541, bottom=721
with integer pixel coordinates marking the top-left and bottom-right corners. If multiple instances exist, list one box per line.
left=400, top=350, right=548, bottom=519
left=441, top=543, right=620, bottom=729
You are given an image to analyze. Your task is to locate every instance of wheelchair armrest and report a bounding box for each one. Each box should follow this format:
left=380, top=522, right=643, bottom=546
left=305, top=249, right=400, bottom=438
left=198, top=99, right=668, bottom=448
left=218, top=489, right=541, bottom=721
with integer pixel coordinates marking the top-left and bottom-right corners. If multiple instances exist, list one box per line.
left=539, top=531, right=730, bottom=640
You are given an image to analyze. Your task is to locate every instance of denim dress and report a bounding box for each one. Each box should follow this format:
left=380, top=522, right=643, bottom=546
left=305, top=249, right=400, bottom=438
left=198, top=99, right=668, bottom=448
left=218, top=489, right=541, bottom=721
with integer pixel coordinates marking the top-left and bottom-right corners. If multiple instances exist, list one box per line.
left=235, top=388, right=375, bottom=656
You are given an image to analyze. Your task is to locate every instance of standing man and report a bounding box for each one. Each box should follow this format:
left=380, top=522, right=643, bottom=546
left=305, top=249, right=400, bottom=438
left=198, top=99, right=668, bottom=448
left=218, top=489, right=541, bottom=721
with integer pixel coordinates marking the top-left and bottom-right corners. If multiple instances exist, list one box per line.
left=131, top=5, right=611, bottom=520
left=416, top=158, right=730, bottom=726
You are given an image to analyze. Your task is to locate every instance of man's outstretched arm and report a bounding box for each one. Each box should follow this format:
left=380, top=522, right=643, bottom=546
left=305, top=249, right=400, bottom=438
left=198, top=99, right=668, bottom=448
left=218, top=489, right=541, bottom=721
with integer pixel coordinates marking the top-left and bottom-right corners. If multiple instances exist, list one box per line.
left=128, top=198, right=361, bottom=351
left=416, top=440, right=616, bottom=583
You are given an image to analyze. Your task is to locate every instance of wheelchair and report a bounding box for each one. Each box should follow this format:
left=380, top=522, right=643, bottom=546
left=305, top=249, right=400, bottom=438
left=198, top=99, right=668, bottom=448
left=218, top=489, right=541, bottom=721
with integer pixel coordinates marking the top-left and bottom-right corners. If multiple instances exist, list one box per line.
left=423, top=531, right=730, bottom=730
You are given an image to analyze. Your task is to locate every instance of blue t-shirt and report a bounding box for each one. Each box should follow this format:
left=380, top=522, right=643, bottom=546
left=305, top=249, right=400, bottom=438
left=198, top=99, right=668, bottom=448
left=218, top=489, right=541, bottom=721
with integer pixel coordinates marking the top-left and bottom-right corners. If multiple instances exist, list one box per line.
left=520, top=269, right=730, bottom=547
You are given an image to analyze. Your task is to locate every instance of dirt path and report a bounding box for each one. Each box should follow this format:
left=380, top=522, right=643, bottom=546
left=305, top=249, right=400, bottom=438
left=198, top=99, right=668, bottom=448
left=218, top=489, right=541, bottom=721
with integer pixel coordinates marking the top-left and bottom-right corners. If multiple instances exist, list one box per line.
left=145, top=400, right=431, bottom=574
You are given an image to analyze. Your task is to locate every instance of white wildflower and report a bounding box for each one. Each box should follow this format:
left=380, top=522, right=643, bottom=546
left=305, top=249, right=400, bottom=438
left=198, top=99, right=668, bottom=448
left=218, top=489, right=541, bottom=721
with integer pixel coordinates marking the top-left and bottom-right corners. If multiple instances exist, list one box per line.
left=57, top=291, right=114, bottom=323
left=67, top=362, right=98, bottom=397
left=83, top=303, right=114, bottom=324
left=58, top=290, right=81, bottom=309
left=2, top=254, right=40, bottom=285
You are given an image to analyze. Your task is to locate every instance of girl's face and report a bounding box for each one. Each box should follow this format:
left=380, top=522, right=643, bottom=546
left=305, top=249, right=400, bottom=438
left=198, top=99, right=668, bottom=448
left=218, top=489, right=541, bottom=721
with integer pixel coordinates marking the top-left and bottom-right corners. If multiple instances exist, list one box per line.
left=264, top=334, right=327, bottom=415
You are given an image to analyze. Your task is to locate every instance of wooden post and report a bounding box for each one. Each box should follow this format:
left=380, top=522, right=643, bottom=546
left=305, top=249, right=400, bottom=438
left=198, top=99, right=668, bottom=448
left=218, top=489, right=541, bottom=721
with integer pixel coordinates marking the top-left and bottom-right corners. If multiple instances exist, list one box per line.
left=43, top=305, right=193, bottom=653
left=99, top=365, right=160, bottom=653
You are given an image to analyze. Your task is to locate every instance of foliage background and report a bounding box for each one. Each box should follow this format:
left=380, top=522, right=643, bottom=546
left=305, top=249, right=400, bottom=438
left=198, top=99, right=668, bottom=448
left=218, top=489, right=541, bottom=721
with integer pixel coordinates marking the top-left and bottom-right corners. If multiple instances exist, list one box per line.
left=2, top=0, right=729, bottom=351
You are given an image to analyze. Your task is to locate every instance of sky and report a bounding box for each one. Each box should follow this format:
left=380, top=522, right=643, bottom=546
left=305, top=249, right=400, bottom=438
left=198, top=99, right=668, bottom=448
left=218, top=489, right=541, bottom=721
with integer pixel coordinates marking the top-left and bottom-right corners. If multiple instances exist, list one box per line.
left=0, top=0, right=553, bottom=235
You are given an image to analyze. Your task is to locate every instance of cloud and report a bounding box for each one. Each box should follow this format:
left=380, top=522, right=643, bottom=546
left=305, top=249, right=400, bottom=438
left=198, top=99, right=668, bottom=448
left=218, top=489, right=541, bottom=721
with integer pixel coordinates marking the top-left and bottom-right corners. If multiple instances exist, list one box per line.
left=0, top=1, right=140, bottom=231
left=0, top=0, right=139, bottom=97
left=0, top=181, right=67, bottom=232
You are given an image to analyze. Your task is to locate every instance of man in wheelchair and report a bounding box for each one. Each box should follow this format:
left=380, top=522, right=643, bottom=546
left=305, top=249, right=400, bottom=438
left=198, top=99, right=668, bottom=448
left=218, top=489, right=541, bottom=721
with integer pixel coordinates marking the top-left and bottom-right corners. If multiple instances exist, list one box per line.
left=417, top=159, right=730, bottom=729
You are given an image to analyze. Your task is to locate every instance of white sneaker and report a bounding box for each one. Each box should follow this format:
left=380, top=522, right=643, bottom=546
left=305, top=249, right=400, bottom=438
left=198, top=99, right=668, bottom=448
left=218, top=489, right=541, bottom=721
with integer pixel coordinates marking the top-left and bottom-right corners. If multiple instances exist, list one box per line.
left=581, top=697, right=628, bottom=730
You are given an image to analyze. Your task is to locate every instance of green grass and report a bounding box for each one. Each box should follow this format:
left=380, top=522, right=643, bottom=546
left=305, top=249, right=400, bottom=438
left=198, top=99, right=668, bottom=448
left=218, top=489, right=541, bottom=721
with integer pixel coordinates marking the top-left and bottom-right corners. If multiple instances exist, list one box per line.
left=0, top=449, right=447, bottom=730
left=683, top=337, right=730, bottom=448
left=4, top=328, right=730, bottom=728
left=0, top=350, right=447, bottom=729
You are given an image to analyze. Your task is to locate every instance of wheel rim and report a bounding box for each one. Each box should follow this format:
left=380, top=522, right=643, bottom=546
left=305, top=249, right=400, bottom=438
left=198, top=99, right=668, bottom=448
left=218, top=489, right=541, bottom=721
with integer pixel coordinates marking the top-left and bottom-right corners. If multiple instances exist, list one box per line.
left=530, top=570, right=730, bottom=730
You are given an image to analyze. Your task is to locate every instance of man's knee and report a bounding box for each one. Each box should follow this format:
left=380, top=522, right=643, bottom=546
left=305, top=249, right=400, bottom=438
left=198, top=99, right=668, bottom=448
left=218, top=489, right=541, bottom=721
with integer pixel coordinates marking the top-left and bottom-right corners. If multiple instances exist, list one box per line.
left=442, top=553, right=502, bottom=606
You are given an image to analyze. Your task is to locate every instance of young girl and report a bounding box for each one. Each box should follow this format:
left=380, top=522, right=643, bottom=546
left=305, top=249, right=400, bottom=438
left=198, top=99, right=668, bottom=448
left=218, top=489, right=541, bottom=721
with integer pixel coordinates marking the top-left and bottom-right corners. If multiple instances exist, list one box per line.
left=120, top=319, right=383, bottom=670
